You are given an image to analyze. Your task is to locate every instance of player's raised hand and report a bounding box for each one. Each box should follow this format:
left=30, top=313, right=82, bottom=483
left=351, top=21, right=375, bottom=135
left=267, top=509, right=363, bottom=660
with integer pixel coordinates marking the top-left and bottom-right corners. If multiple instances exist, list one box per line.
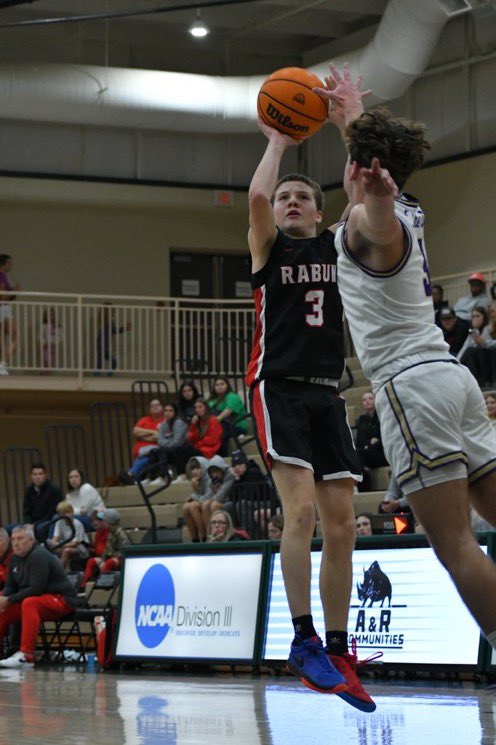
left=312, top=62, right=372, bottom=130
left=257, top=117, right=301, bottom=147
left=360, top=157, right=398, bottom=199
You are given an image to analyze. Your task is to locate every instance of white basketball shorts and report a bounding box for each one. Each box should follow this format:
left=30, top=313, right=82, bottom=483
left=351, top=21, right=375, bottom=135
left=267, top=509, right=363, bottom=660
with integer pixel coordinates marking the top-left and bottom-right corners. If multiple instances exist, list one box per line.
left=375, top=360, right=496, bottom=496
left=0, top=303, right=12, bottom=322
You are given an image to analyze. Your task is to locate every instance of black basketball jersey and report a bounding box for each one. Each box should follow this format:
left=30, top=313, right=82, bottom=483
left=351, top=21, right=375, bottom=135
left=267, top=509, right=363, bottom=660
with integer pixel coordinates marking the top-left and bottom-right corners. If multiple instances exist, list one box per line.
left=246, top=228, right=345, bottom=385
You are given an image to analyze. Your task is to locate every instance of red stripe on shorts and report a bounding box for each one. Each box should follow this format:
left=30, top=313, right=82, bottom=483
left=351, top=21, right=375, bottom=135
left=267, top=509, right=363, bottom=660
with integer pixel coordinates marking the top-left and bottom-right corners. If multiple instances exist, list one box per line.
left=251, top=381, right=273, bottom=470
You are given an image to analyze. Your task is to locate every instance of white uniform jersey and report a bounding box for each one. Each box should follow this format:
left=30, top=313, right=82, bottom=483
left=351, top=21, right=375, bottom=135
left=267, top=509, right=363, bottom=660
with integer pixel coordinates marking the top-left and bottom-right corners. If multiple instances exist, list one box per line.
left=335, top=194, right=451, bottom=388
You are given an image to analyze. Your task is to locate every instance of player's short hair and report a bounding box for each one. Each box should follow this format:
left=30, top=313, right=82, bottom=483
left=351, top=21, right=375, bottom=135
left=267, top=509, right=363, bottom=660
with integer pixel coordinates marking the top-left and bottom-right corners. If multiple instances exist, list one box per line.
left=273, top=173, right=324, bottom=212
left=345, top=108, right=431, bottom=190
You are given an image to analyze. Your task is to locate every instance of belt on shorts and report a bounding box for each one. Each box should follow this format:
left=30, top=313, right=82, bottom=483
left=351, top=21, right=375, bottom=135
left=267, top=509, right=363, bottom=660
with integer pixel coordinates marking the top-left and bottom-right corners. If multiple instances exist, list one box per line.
left=285, top=376, right=339, bottom=390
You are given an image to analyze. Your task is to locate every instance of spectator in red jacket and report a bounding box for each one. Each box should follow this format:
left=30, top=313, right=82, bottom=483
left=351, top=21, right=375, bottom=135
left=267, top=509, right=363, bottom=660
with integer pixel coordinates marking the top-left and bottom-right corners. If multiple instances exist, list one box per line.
left=164, top=398, right=223, bottom=481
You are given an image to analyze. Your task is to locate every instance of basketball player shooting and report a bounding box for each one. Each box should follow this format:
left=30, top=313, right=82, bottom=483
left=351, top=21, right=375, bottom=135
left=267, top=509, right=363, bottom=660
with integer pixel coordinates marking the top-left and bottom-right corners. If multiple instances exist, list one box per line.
left=246, top=64, right=376, bottom=712
left=335, top=108, right=496, bottom=655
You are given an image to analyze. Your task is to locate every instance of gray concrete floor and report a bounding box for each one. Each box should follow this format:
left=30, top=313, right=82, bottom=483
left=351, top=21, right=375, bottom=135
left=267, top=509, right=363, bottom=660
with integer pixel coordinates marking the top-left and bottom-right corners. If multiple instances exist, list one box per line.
left=0, top=668, right=494, bottom=744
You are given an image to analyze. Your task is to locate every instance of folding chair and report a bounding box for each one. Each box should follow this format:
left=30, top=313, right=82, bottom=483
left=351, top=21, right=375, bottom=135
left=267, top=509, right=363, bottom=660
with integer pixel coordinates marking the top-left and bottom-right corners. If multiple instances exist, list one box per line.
left=40, top=571, right=121, bottom=663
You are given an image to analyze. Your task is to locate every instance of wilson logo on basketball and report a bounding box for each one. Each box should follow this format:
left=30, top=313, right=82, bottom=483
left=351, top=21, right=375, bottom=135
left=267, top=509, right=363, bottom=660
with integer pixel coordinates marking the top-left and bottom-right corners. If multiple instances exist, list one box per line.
left=265, top=103, right=309, bottom=135
left=293, top=93, right=305, bottom=105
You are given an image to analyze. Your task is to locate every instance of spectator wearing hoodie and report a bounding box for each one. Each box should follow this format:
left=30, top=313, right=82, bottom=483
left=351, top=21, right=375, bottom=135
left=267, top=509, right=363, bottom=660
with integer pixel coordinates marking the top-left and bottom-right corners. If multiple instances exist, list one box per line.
left=143, top=403, right=189, bottom=486
left=201, top=455, right=236, bottom=531
left=182, top=456, right=210, bottom=542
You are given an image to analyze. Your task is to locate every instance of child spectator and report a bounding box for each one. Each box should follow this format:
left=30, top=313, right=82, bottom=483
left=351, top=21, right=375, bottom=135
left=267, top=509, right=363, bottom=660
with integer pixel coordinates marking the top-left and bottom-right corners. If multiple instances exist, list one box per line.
left=267, top=514, right=284, bottom=540
left=457, top=306, right=496, bottom=387
left=48, top=501, right=90, bottom=571
left=88, top=510, right=110, bottom=558
left=40, top=308, right=63, bottom=372
left=0, top=253, right=18, bottom=376
left=207, top=377, right=248, bottom=455
left=80, top=508, right=129, bottom=588
left=66, top=468, right=105, bottom=530
left=182, top=456, right=210, bottom=542
left=176, top=380, right=200, bottom=423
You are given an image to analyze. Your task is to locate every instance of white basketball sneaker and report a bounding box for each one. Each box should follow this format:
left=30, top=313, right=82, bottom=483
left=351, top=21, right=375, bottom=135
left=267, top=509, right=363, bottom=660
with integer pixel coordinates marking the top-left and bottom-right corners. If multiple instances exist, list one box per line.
left=0, top=651, right=34, bottom=668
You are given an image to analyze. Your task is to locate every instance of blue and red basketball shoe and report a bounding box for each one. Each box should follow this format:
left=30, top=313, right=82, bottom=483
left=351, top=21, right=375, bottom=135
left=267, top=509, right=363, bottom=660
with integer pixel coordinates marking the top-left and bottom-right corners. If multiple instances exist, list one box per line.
left=327, top=639, right=382, bottom=712
left=287, top=635, right=348, bottom=694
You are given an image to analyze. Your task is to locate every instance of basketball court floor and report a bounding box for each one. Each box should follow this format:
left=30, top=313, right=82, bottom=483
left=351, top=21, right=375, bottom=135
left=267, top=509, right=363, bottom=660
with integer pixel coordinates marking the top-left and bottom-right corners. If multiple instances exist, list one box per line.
left=0, top=668, right=494, bottom=745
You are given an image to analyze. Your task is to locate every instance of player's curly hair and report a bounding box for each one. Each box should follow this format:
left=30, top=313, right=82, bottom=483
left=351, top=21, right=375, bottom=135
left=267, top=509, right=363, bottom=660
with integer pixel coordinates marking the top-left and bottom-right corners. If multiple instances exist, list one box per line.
left=273, top=173, right=324, bottom=212
left=344, top=108, right=431, bottom=190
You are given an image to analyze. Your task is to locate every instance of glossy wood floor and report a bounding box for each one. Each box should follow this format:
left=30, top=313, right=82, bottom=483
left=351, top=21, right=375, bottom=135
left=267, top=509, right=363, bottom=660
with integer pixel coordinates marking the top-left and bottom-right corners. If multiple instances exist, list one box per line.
left=0, top=668, right=494, bottom=745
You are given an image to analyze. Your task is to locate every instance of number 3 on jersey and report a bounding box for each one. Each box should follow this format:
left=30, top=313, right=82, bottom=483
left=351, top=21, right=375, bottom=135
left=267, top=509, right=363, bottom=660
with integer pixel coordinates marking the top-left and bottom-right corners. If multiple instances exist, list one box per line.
left=305, top=289, right=324, bottom=327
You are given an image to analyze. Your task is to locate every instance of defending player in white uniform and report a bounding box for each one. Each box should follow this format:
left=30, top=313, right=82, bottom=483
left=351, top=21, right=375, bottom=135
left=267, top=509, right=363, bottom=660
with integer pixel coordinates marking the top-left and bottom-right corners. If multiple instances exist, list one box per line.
left=334, top=107, right=496, bottom=652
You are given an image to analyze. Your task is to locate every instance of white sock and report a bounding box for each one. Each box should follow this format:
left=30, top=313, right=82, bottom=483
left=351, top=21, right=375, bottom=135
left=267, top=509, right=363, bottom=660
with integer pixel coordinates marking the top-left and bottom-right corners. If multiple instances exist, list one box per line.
left=487, top=630, right=496, bottom=650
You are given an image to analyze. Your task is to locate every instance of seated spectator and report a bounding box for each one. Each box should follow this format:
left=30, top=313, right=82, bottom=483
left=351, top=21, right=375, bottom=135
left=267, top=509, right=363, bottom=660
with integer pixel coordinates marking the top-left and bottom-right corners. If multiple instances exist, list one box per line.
left=87, top=510, right=110, bottom=558
left=201, top=455, right=236, bottom=529
left=356, top=513, right=373, bottom=537
left=122, top=399, right=166, bottom=483
left=144, top=402, right=188, bottom=486
left=486, top=393, right=496, bottom=430
left=207, top=377, right=248, bottom=455
left=176, top=380, right=200, bottom=423
left=182, top=456, right=210, bottom=542
left=0, top=524, right=79, bottom=668
left=454, top=272, right=489, bottom=322
left=457, top=306, right=495, bottom=387
left=225, top=450, right=270, bottom=535
left=207, top=510, right=247, bottom=543
left=439, top=307, right=469, bottom=355
left=355, top=392, right=388, bottom=492
left=21, top=462, right=63, bottom=542
left=165, top=398, right=223, bottom=480
left=0, top=527, right=12, bottom=590
left=66, top=468, right=105, bottom=531
left=487, top=302, right=496, bottom=385
left=81, top=509, right=129, bottom=588
left=379, top=475, right=410, bottom=514
left=491, top=282, right=496, bottom=302
left=47, top=501, right=90, bottom=571
left=267, top=514, right=284, bottom=540
left=431, top=284, right=448, bottom=324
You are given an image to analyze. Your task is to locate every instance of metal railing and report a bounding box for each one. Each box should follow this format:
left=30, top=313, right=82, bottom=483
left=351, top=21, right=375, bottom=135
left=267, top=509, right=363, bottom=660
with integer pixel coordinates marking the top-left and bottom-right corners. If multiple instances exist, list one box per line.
left=0, top=291, right=255, bottom=379
left=0, top=270, right=494, bottom=380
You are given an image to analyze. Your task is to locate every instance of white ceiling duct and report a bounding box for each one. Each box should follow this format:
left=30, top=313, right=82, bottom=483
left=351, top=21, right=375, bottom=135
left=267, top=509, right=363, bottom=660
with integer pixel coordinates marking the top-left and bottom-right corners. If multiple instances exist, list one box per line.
left=0, top=0, right=466, bottom=134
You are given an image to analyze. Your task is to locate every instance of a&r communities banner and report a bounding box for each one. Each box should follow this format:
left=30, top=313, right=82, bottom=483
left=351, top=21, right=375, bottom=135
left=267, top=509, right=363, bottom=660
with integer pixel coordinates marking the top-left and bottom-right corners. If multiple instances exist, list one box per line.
left=115, top=552, right=263, bottom=660
left=265, top=546, right=484, bottom=666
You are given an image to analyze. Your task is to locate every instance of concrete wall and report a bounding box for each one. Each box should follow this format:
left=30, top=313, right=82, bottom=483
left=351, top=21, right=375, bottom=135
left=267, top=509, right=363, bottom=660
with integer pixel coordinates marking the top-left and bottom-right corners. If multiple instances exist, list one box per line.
left=0, top=148, right=493, bottom=298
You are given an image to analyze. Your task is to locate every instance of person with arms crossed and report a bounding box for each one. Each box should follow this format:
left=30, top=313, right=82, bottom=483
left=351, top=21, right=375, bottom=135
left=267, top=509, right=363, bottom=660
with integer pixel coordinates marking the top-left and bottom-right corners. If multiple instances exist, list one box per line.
left=334, top=107, right=496, bottom=656
left=246, top=65, right=375, bottom=711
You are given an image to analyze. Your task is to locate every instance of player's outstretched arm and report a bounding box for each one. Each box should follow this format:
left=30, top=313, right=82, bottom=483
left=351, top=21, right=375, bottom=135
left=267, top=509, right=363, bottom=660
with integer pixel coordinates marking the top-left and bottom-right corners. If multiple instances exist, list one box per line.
left=313, top=62, right=371, bottom=136
left=248, top=119, right=299, bottom=272
left=347, top=157, right=404, bottom=271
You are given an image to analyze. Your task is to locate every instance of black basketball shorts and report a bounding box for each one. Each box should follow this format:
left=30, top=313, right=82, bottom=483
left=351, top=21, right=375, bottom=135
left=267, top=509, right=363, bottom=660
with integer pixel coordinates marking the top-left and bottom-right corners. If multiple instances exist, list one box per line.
left=250, top=378, right=362, bottom=482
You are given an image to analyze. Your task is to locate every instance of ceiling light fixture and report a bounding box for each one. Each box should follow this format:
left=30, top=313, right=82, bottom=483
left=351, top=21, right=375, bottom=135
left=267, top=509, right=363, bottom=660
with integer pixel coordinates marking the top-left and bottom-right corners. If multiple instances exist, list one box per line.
left=189, top=10, right=209, bottom=38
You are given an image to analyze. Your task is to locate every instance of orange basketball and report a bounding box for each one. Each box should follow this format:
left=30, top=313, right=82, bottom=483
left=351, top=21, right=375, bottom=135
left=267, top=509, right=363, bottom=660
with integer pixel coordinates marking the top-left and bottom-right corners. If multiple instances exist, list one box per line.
left=257, top=67, right=328, bottom=141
